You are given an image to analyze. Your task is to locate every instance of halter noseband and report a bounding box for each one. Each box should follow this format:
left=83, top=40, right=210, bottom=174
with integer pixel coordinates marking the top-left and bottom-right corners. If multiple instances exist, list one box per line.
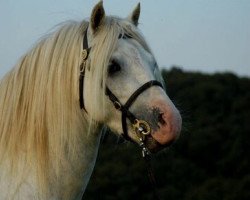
left=79, top=27, right=163, bottom=146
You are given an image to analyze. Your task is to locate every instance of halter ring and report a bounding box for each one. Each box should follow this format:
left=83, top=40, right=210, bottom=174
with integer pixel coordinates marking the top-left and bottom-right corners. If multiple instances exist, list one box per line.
left=133, top=119, right=151, bottom=140
left=113, top=101, right=122, bottom=110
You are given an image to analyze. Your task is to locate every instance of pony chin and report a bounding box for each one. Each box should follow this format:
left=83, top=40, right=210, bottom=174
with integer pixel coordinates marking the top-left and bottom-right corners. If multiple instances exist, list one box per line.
left=143, top=136, right=164, bottom=153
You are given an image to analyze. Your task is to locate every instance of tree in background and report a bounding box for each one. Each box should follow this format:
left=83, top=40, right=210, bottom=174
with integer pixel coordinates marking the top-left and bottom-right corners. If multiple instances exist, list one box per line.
left=84, top=67, right=250, bottom=200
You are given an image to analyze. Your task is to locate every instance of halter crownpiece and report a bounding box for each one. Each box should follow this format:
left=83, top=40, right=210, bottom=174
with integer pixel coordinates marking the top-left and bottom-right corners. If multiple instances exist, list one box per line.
left=79, top=26, right=163, bottom=144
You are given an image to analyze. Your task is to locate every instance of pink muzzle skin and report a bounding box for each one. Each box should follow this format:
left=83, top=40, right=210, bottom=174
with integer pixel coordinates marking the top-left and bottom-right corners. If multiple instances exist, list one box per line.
left=150, top=101, right=182, bottom=146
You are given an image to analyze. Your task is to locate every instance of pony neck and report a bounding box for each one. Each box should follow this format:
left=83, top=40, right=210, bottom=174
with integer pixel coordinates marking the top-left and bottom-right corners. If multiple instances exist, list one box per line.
left=53, top=124, right=103, bottom=199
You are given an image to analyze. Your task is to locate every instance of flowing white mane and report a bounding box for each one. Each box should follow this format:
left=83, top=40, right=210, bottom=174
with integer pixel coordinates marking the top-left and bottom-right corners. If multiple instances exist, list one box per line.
left=0, top=16, right=153, bottom=198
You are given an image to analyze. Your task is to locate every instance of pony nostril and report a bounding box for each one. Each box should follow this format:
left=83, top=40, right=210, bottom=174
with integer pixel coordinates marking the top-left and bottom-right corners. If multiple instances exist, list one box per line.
left=158, top=112, right=166, bottom=125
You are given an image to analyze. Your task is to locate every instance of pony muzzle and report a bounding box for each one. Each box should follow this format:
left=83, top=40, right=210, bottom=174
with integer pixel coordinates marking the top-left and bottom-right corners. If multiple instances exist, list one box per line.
left=150, top=103, right=182, bottom=146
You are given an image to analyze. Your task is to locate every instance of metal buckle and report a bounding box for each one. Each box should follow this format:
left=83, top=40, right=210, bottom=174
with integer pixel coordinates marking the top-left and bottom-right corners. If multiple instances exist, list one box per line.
left=82, top=49, right=88, bottom=61
left=140, top=140, right=150, bottom=158
left=79, top=62, right=85, bottom=77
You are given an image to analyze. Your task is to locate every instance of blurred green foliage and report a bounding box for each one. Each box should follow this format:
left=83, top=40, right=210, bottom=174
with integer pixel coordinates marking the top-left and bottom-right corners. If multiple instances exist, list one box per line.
left=83, top=67, right=250, bottom=200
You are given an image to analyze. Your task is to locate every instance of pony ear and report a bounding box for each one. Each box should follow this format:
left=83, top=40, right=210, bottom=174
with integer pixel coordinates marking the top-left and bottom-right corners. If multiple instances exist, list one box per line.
left=90, top=1, right=105, bottom=33
left=127, top=3, right=140, bottom=26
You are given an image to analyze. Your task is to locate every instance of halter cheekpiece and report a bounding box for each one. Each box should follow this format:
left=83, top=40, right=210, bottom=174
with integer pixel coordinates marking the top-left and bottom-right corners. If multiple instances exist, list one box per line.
left=79, top=26, right=163, bottom=153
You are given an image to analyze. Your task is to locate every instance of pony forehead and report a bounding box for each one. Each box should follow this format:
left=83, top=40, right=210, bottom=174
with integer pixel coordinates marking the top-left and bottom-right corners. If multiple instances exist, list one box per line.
left=93, top=16, right=151, bottom=53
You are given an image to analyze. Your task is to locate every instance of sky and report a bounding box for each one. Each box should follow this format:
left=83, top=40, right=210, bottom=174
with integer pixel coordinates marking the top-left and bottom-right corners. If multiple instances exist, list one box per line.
left=0, top=0, right=250, bottom=78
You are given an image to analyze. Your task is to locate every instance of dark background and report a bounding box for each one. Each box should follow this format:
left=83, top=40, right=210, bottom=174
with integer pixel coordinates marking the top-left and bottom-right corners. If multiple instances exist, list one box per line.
left=84, top=67, right=250, bottom=200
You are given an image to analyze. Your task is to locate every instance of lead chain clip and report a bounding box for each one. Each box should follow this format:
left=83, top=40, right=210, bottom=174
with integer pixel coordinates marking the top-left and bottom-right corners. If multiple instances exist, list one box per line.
left=132, top=119, right=151, bottom=158
left=139, top=138, right=150, bottom=158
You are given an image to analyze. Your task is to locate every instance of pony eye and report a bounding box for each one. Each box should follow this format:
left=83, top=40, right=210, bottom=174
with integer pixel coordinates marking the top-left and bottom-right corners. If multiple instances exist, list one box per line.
left=108, top=60, right=121, bottom=75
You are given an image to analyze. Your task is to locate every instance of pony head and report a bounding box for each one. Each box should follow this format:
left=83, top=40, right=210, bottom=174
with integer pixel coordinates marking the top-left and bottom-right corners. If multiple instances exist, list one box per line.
left=83, top=1, right=182, bottom=152
left=0, top=1, right=182, bottom=198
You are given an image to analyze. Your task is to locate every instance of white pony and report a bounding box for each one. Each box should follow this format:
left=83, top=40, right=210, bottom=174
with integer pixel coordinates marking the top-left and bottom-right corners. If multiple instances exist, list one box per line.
left=0, top=1, right=181, bottom=200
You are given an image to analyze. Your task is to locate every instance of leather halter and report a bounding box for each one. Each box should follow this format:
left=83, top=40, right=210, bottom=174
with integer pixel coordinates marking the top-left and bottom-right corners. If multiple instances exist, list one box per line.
left=79, top=27, right=163, bottom=143
left=106, top=81, right=163, bottom=141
